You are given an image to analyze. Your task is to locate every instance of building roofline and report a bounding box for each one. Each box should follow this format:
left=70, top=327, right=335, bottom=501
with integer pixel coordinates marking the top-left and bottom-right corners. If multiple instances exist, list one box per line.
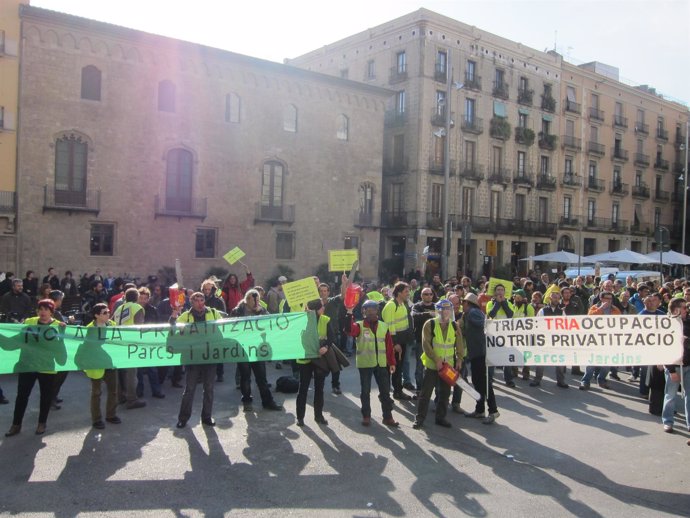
left=19, top=4, right=394, bottom=99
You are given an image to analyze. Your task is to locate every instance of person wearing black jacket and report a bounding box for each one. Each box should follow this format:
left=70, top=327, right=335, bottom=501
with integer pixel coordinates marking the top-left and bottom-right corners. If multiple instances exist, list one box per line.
left=661, top=298, right=690, bottom=435
left=201, top=279, right=228, bottom=382
left=410, top=288, right=436, bottom=393
left=22, top=271, right=38, bottom=301
left=0, top=279, right=32, bottom=322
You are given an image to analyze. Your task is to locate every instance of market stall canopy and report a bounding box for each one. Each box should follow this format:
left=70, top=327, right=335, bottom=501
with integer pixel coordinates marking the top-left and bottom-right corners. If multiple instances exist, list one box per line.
left=645, top=250, right=690, bottom=265
left=519, top=250, right=589, bottom=264
left=582, top=249, right=657, bottom=264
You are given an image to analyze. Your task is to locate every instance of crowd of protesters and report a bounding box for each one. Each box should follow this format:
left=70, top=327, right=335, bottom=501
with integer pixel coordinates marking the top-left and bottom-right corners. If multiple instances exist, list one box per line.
left=0, top=264, right=687, bottom=448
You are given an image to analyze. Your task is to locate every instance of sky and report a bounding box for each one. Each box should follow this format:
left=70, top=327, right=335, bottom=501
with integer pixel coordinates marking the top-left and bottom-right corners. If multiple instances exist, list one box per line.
left=31, top=0, right=689, bottom=105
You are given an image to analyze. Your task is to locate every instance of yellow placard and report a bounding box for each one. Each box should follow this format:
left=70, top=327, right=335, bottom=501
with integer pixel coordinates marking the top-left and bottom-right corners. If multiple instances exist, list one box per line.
left=486, top=239, right=497, bottom=257
left=328, top=250, right=359, bottom=272
left=487, top=277, right=513, bottom=298
left=282, top=277, right=320, bottom=312
left=223, top=247, right=245, bottom=265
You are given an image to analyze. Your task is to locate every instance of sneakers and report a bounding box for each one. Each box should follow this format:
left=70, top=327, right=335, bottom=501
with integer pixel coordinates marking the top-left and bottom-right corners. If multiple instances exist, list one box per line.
left=482, top=412, right=499, bottom=425
left=663, top=424, right=674, bottom=433
left=579, top=383, right=590, bottom=391
left=464, top=410, right=484, bottom=418
left=202, top=417, right=216, bottom=427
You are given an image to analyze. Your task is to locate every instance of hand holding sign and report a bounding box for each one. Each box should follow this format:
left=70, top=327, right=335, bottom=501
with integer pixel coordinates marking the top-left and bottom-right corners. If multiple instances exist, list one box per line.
left=282, top=277, right=320, bottom=312
left=329, top=250, right=358, bottom=272
left=223, top=247, right=246, bottom=266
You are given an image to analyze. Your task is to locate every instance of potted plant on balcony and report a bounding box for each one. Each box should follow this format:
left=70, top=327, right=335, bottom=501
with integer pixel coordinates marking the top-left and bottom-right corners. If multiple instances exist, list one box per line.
left=541, top=94, right=556, bottom=112
left=515, top=127, right=535, bottom=146
left=490, top=117, right=511, bottom=140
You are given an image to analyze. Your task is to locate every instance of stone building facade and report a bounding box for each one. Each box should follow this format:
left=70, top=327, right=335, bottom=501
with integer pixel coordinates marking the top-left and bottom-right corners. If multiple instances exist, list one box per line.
left=15, top=5, right=389, bottom=287
left=289, top=8, right=689, bottom=278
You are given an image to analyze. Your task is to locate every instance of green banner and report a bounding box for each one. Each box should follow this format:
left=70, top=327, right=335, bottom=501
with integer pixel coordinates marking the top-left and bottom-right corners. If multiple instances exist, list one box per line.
left=0, top=312, right=319, bottom=374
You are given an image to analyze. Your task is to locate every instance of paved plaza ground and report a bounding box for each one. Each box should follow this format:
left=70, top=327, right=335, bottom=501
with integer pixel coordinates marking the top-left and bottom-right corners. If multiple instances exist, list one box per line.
left=0, top=364, right=688, bottom=517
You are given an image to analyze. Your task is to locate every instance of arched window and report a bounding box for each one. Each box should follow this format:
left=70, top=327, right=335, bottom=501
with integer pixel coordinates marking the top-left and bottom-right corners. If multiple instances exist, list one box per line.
left=166, top=148, right=193, bottom=211
left=283, top=104, right=297, bottom=132
left=225, top=93, right=241, bottom=123
left=336, top=114, right=349, bottom=140
left=158, top=80, right=176, bottom=112
left=81, top=65, right=101, bottom=101
left=55, top=134, right=88, bottom=205
left=261, top=161, right=284, bottom=219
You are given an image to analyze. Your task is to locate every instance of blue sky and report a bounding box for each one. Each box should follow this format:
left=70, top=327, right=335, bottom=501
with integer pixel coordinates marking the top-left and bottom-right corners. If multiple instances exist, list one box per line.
left=32, top=0, right=689, bottom=105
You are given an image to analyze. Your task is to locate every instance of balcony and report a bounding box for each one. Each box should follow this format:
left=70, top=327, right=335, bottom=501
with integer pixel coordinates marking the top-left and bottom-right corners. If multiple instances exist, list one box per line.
left=461, top=116, right=484, bottom=135
left=389, top=65, right=407, bottom=84
left=429, top=158, right=457, bottom=176
left=517, top=87, right=533, bottom=106
left=383, top=157, right=409, bottom=176
left=541, top=94, right=556, bottom=112
left=464, top=73, right=482, bottom=91
left=513, top=171, right=534, bottom=187
left=564, top=99, right=581, bottom=114
left=381, top=211, right=413, bottom=228
left=465, top=215, right=556, bottom=237
left=585, top=217, right=615, bottom=231
left=676, top=131, right=686, bottom=146
left=589, top=107, right=605, bottom=122
left=673, top=162, right=685, bottom=174
left=426, top=212, right=444, bottom=230
left=514, top=127, right=535, bottom=146
left=434, top=63, right=447, bottom=83
left=492, top=81, right=509, bottom=100
left=587, top=178, right=605, bottom=192
left=536, top=174, right=557, bottom=190
left=538, top=133, right=558, bottom=151
left=384, top=110, right=407, bottom=128
left=254, top=202, right=295, bottom=224
left=0, top=191, right=15, bottom=212
left=631, top=221, right=652, bottom=235
left=634, top=153, right=650, bottom=167
left=431, top=108, right=454, bottom=127
left=489, top=117, right=511, bottom=140
left=656, top=128, right=669, bottom=141
left=635, top=122, right=649, bottom=136
left=611, top=147, right=629, bottom=162
left=631, top=184, right=651, bottom=199
left=562, top=135, right=582, bottom=151
left=587, top=141, right=605, bottom=156
left=354, top=211, right=380, bottom=228
left=613, top=115, right=628, bottom=129
left=610, top=182, right=629, bottom=196
left=654, top=158, right=669, bottom=171
left=654, top=189, right=670, bottom=201
left=562, top=174, right=583, bottom=188
left=43, top=186, right=100, bottom=215
left=155, top=195, right=207, bottom=220
left=488, top=168, right=512, bottom=185
left=559, top=216, right=579, bottom=228
left=459, top=164, right=485, bottom=182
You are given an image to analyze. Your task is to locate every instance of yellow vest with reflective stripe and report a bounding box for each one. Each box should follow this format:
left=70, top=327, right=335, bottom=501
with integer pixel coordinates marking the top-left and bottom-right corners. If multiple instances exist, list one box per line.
left=297, top=314, right=330, bottom=364
left=381, top=299, right=409, bottom=336
left=421, top=318, right=456, bottom=370
left=176, top=307, right=221, bottom=323
left=355, top=320, right=388, bottom=368
left=112, top=301, right=143, bottom=326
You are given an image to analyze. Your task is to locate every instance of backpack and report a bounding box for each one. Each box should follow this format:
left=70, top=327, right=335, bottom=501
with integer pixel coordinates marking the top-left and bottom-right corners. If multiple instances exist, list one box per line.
left=275, top=375, right=299, bottom=393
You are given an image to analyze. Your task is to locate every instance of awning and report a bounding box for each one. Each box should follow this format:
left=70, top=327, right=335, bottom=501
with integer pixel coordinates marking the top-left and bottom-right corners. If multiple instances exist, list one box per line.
left=493, top=101, right=506, bottom=118
left=518, top=107, right=530, bottom=115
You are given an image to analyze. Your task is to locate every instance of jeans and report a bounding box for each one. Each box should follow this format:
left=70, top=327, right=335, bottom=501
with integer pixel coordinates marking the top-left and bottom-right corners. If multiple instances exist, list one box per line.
left=391, top=343, right=407, bottom=394
left=238, top=361, right=275, bottom=406
left=296, top=362, right=326, bottom=420
left=178, top=364, right=215, bottom=422
left=359, top=366, right=393, bottom=419
left=581, top=366, right=608, bottom=385
left=136, top=367, right=162, bottom=397
left=469, top=357, right=497, bottom=415
left=662, top=366, right=690, bottom=430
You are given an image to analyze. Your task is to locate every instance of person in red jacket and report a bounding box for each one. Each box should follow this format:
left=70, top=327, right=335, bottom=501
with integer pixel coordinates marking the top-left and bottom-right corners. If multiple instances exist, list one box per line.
left=221, top=262, right=254, bottom=312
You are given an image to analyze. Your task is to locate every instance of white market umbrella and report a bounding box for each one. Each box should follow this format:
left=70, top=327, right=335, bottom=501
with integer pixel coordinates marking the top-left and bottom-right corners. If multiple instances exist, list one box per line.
left=583, top=249, right=657, bottom=264
left=645, top=250, right=690, bottom=265
left=519, top=250, right=588, bottom=264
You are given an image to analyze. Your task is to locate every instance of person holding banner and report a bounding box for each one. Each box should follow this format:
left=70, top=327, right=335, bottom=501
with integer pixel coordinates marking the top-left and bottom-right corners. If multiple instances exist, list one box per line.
left=533, top=291, right=569, bottom=388
left=382, top=282, right=413, bottom=401
left=346, top=299, right=398, bottom=427
left=461, top=293, right=499, bottom=425
left=176, top=292, right=223, bottom=428
left=579, top=291, right=621, bottom=390
left=231, top=290, right=283, bottom=413
left=5, top=299, right=66, bottom=437
left=662, top=298, right=690, bottom=435
left=295, top=299, right=333, bottom=427
left=412, top=299, right=464, bottom=429
left=486, top=284, right=516, bottom=388
left=112, top=288, right=147, bottom=410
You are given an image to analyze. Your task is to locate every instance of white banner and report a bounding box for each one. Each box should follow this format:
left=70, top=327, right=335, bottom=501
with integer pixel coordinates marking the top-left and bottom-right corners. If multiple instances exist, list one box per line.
left=485, top=315, right=684, bottom=367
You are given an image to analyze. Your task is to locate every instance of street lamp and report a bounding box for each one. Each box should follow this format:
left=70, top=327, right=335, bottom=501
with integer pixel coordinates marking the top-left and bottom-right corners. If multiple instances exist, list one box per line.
left=681, top=121, right=689, bottom=255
